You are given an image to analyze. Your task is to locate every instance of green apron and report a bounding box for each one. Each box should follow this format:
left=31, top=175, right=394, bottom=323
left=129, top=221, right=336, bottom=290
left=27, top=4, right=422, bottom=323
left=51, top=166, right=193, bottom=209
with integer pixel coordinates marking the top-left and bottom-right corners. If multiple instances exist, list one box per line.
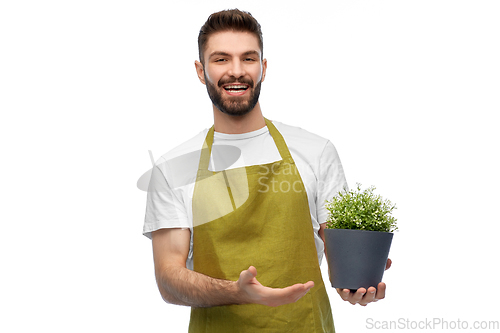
left=189, top=119, right=335, bottom=332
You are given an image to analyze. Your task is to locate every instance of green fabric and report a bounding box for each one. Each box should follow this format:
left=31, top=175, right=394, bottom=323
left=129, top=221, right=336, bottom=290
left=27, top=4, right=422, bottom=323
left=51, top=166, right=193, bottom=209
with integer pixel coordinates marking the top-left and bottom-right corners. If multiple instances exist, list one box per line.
left=189, top=119, right=335, bottom=332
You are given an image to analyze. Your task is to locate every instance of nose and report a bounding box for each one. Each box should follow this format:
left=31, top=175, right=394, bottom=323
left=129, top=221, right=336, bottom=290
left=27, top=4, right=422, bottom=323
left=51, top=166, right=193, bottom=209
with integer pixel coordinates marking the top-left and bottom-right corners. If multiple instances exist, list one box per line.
left=227, top=59, right=245, bottom=78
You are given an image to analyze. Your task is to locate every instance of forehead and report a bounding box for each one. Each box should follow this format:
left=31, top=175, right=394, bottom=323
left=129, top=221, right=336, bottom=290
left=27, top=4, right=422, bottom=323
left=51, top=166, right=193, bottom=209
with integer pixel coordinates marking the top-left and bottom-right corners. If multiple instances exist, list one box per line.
left=205, top=31, right=261, bottom=58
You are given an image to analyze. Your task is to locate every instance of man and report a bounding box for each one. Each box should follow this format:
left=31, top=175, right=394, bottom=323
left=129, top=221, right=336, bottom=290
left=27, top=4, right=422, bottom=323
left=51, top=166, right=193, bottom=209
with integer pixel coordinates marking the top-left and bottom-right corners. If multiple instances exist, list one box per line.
left=144, top=9, right=390, bottom=332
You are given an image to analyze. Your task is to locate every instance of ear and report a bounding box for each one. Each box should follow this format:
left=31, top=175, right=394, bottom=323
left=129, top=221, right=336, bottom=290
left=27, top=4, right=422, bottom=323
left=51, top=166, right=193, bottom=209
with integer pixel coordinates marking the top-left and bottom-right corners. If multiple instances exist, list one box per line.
left=261, top=58, right=268, bottom=83
left=194, top=60, right=206, bottom=85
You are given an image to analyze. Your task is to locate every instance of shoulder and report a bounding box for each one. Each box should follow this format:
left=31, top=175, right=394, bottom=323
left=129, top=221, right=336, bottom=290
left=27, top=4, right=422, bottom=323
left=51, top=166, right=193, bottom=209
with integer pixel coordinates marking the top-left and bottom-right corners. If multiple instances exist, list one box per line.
left=154, top=129, right=208, bottom=187
left=271, top=120, right=331, bottom=157
left=271, top=120, right=344, bottom=181
left=157, top=129, right=208, bottom=164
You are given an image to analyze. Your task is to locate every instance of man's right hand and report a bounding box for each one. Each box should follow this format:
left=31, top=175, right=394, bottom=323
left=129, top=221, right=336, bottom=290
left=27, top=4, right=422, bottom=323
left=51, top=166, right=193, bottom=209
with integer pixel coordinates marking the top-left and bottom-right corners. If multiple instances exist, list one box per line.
left=152, top=228, right=313, bottom=307
left=237, top=266, right=314, bottom=307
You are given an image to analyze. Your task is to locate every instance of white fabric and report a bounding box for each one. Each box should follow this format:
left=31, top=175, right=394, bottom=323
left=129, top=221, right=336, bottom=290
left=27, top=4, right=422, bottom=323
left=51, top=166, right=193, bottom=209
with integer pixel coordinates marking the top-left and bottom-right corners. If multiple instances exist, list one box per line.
left=143, top=121, right=347, bottom=270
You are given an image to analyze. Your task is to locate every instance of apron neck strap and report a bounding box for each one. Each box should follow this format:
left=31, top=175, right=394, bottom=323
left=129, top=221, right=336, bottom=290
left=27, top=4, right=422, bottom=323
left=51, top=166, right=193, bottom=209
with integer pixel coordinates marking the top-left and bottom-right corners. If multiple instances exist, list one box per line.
left=264, top=118, right=293, bottom=164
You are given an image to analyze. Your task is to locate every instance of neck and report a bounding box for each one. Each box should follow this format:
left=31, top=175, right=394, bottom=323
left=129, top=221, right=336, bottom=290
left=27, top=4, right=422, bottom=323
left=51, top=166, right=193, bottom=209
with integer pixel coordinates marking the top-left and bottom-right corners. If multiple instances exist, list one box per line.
left=213, top=102, right=266, bottom=134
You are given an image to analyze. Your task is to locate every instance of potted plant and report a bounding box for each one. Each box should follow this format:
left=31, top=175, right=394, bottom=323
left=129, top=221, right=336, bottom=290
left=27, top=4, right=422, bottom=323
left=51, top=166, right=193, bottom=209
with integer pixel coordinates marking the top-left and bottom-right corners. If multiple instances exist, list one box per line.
left=324, top=184, right=397, bottom=290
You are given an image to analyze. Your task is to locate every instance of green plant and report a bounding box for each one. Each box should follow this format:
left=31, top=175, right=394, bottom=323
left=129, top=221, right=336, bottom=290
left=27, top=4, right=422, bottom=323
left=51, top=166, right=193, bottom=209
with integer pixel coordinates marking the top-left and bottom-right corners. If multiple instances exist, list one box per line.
left=325, top=184, right=398, bottom=232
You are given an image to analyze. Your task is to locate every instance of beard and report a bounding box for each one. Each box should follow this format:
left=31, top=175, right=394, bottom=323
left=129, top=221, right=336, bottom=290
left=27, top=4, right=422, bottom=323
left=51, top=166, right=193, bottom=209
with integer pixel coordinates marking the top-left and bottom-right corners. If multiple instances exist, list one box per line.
left=204, top=73, right=262, bottom=117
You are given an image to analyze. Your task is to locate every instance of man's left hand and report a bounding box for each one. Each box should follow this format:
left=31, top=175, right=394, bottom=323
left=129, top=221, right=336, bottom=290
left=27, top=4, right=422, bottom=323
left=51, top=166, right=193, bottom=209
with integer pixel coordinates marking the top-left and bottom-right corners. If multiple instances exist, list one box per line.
left=336, top=258, right=392, bottom=306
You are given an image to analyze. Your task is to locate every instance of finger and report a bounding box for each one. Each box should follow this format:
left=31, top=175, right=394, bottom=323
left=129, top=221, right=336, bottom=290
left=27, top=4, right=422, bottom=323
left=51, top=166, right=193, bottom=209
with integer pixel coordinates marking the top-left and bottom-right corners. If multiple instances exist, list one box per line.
left=284, top=281, right=314, bottom=297
left=336, top=288, right=350, bottom=302
left=359, top=287, right=377, bottom=306
left=348, top=288, right=366, bottom=305
left=247, top=266, right=257, bottom=277
left=239, top=266, right=257, bottom=283
left=264, top=282, right=314, bottom=306
left=303, top=280, right=315, bottom=291
left=385, top=258, right=392, bottom=270
left=375, top=282, right=386, bottom=301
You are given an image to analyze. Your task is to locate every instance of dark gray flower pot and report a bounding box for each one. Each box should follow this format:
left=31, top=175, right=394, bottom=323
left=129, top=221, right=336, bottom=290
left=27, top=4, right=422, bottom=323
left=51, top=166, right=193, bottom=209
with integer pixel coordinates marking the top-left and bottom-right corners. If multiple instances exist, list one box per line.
left=324, top=228, right=393, bottom=290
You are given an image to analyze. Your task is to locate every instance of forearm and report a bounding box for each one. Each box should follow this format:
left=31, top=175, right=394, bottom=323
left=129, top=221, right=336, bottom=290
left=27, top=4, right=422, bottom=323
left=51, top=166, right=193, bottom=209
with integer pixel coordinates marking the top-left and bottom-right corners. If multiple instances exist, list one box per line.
left=156, top=265, right=243, bottom=307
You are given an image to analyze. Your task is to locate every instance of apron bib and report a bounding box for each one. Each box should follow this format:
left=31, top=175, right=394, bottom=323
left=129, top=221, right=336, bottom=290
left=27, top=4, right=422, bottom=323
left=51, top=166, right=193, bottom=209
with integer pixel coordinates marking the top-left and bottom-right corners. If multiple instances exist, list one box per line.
left=189, top=119, right=334, bottom=333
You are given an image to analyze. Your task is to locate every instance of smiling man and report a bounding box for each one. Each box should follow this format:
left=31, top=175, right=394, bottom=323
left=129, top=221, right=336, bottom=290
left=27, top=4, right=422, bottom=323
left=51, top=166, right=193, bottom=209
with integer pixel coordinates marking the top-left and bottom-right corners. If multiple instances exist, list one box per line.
left=144, top=9, right=389, bottom=333
left=195, top=25, right=267, bottom=133
left=201, top=34, right=263, bottom=117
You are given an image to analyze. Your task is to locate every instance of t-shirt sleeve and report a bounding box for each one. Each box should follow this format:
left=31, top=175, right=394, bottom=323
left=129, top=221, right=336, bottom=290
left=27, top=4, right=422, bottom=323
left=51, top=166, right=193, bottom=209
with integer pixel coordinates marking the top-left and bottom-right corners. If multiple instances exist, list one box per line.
left=143, top=157, right=190, bottom=239
left=316, top=141, right=348, bottom=224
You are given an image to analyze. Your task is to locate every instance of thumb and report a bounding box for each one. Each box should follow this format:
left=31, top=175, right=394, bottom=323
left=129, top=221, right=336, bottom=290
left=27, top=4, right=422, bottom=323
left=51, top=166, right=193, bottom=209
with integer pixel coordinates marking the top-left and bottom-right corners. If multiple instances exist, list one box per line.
left=385, top=258, right=392, bottom=270
left=240, top=266, right=257, bottom=282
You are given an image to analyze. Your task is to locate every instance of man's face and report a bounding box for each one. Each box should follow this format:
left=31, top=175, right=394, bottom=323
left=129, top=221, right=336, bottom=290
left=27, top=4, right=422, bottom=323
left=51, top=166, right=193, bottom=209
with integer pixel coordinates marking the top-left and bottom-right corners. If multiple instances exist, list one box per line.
left=196, top=31, right=267, bottom=116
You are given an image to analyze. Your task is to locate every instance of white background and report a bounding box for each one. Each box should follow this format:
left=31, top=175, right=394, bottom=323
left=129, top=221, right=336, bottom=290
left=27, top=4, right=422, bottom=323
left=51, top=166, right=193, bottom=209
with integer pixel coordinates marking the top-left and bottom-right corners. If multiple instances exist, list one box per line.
left=1, top=0, right=499, bottom=332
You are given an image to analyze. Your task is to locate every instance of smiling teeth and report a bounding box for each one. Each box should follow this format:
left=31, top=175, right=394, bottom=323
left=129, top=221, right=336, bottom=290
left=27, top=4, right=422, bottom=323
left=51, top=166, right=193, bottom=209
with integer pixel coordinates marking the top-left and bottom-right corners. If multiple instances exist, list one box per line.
left=225, top=85, right=248, bottom=89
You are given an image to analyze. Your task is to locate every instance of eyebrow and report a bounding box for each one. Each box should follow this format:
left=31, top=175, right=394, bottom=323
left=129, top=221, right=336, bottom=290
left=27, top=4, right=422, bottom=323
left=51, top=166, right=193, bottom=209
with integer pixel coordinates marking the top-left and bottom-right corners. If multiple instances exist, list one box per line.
left=242, top=50, right=260, bottom=57
left=208, top=50, right=260, bottom=59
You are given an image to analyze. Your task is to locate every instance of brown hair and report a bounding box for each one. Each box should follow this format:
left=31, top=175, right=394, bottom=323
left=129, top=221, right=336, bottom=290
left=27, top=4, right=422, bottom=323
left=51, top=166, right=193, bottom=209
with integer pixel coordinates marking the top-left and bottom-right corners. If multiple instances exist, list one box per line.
left=198, top=9, right=263, bottom=64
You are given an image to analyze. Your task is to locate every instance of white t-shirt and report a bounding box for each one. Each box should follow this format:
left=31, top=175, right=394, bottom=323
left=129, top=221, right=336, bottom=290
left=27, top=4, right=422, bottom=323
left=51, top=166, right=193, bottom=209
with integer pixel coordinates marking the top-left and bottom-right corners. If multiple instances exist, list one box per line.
left=144, top=121, right=347, bottom=270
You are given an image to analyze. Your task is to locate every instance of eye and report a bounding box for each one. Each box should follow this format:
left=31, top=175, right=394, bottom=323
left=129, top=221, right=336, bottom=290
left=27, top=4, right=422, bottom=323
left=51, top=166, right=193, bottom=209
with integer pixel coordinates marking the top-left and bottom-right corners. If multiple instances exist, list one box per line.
left=244, top=58, right=256, bottom=61
left=214, top=58, right=227, bottom=62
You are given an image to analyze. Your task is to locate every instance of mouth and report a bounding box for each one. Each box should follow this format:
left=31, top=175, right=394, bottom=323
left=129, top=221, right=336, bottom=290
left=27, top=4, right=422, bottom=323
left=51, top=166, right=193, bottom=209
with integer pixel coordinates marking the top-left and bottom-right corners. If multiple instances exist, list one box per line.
left=222, top=84, right=250, bottom=96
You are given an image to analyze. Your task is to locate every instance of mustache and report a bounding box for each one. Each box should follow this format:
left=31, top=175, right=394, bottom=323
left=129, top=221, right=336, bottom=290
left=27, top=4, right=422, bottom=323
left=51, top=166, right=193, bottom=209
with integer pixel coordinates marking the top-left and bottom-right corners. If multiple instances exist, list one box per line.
left=218, top=77, right=254, bottom=87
